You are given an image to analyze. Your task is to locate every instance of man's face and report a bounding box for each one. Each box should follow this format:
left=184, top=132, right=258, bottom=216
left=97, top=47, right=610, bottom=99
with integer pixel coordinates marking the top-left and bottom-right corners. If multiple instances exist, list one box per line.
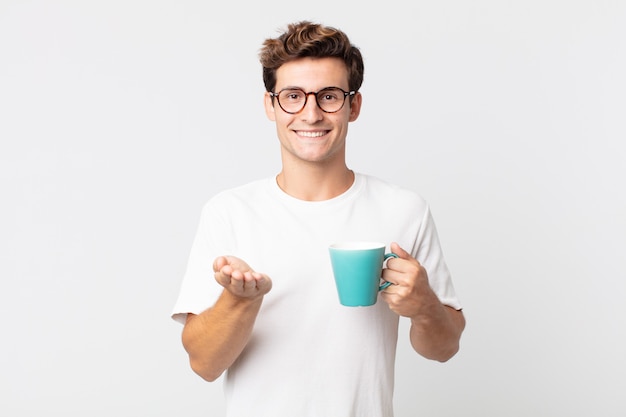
left=264, top=57, right=361, bottom=167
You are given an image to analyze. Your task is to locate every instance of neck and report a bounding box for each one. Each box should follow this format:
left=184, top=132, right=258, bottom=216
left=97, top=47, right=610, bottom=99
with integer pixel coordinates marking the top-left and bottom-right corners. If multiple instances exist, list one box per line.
left=276, top=163, right=354, bottom=201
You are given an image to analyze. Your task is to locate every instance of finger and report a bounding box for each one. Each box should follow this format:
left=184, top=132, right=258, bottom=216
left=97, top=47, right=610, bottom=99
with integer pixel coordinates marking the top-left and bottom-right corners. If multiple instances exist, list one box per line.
left=380, top=280, right=396, bottom=293
left=251, top=272, right=266, bottom=284
left=390, top=242, right=411, bottom=260
left=214, top=263, right=233, bottom=286
left=213, top=256, right=228, bottom=272
left=381, top=268, right=399, bottom=285
left=254, top=272, right=273, bottom=292
left=215, top=268, right=238, bottom=289
left=379, top=288, right=396, bottom=305
left=387, top=243, right=422, bottom=274
left=223, top=255, right=252, bottom=273
left=230, top=269, right=245, bottom=281
left=229, top=271, right=245, bottom=290
left=215, top=271, right=230, bottom=287
left=243, top=272, right=258, bottom=290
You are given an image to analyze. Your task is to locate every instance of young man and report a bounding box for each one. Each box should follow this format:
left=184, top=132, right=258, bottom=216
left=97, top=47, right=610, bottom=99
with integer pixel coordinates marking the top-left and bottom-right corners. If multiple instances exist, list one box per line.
left=172, top=21, right=465, bottom=417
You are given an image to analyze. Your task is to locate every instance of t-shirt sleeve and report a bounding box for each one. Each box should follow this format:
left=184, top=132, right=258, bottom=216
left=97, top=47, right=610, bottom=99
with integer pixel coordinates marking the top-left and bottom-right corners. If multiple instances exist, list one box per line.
left=170, top=199, right=234, bottom=324
left=412, top=205, right=463, bottom=310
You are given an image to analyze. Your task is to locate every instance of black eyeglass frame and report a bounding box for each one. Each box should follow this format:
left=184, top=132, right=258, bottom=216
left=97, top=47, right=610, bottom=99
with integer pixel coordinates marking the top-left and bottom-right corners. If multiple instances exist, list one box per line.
left=269, top=87, right=356, bottom=114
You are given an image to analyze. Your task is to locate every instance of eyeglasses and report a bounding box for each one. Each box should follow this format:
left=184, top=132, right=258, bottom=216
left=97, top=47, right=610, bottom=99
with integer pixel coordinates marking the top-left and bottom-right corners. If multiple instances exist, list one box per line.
left=269, top=87, right=356, bottom=114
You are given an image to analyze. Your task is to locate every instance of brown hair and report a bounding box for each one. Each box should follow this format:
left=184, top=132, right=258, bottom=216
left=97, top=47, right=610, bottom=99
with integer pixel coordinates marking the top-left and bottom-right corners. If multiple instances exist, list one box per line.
left=259, top=21, right=364, bottom=93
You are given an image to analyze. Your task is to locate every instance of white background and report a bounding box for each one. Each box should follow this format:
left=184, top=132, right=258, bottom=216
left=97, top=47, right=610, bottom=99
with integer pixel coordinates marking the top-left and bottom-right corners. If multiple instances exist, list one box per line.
left=1, top=1, right=625, bottom=416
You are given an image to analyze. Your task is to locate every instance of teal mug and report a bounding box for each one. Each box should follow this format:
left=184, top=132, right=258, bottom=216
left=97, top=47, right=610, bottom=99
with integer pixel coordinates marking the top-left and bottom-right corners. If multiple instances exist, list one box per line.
left=328, top=242, right=399, bottom=307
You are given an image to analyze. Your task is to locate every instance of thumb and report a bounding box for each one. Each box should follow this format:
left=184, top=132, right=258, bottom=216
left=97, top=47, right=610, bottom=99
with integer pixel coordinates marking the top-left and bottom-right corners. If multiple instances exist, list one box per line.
left=390, top=242, right=412, bottom=260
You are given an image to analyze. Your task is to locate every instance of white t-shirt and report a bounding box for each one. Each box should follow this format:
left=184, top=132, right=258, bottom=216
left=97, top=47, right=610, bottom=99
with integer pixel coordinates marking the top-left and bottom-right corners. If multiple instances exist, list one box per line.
left=171, top=173, right=461, bottom=417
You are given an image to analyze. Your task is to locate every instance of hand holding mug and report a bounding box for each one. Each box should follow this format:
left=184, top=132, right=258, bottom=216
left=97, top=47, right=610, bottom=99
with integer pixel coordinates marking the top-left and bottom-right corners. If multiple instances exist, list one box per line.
left=380, top=242, right=434, bottom=317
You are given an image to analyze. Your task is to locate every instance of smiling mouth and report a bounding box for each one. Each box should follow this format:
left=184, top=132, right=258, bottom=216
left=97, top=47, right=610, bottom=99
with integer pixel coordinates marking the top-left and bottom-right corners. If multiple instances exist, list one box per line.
left=296, top=130, right=328, bottom=138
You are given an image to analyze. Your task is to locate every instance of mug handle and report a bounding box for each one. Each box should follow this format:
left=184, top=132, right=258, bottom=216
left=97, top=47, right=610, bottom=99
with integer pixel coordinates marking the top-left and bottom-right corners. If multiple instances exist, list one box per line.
left=379, top=252, right=399, bottom=290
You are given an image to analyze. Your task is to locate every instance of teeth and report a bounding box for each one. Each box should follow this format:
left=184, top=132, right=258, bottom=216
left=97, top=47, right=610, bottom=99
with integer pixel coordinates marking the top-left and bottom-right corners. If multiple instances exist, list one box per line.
left=298, top=131, right=326, bottom=138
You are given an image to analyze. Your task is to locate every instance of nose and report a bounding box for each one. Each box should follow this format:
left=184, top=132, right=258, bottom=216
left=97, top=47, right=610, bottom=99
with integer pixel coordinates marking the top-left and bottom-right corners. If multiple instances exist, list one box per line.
left=300, top=92, right=324, bottom=122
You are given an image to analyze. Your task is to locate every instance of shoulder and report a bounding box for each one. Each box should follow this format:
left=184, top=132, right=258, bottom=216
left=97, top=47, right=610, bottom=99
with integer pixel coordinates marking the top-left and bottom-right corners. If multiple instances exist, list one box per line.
left=200, top=178, right=273, bottom=214
left=358, top=173, right=429, bottom=210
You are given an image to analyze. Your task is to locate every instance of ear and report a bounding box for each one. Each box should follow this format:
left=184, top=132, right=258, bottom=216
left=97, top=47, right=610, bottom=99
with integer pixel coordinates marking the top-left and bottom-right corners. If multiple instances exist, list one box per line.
left=264, top=92, right=276, bottom=121
left=348, top=92, right=362, bottom=122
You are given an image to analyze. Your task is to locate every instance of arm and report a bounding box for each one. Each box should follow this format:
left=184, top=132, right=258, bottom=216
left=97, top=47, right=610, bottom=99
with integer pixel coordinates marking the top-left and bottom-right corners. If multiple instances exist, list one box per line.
left=408, top=300, right=465, bottom=362
left=381, top=242, right=465, bottom=362
left=181, top=256, right=272, bottom=381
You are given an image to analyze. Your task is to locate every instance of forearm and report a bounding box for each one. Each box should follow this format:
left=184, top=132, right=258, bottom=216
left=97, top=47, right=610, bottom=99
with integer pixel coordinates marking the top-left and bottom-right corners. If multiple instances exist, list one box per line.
left=409, top=302, right=465, bottom=362
left=182, top=290, right=263, bottom=381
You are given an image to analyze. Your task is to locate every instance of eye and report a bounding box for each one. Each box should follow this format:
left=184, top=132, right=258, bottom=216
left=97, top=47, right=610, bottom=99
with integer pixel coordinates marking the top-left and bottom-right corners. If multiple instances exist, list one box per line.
left=280, top=90, right=305, bottom=102
left=318, top=89, right=341, bottom=103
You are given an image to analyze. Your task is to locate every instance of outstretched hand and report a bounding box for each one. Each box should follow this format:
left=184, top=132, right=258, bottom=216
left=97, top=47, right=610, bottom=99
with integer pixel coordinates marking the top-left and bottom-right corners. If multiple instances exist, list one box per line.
left=213, top=256, right=272, bottom=300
